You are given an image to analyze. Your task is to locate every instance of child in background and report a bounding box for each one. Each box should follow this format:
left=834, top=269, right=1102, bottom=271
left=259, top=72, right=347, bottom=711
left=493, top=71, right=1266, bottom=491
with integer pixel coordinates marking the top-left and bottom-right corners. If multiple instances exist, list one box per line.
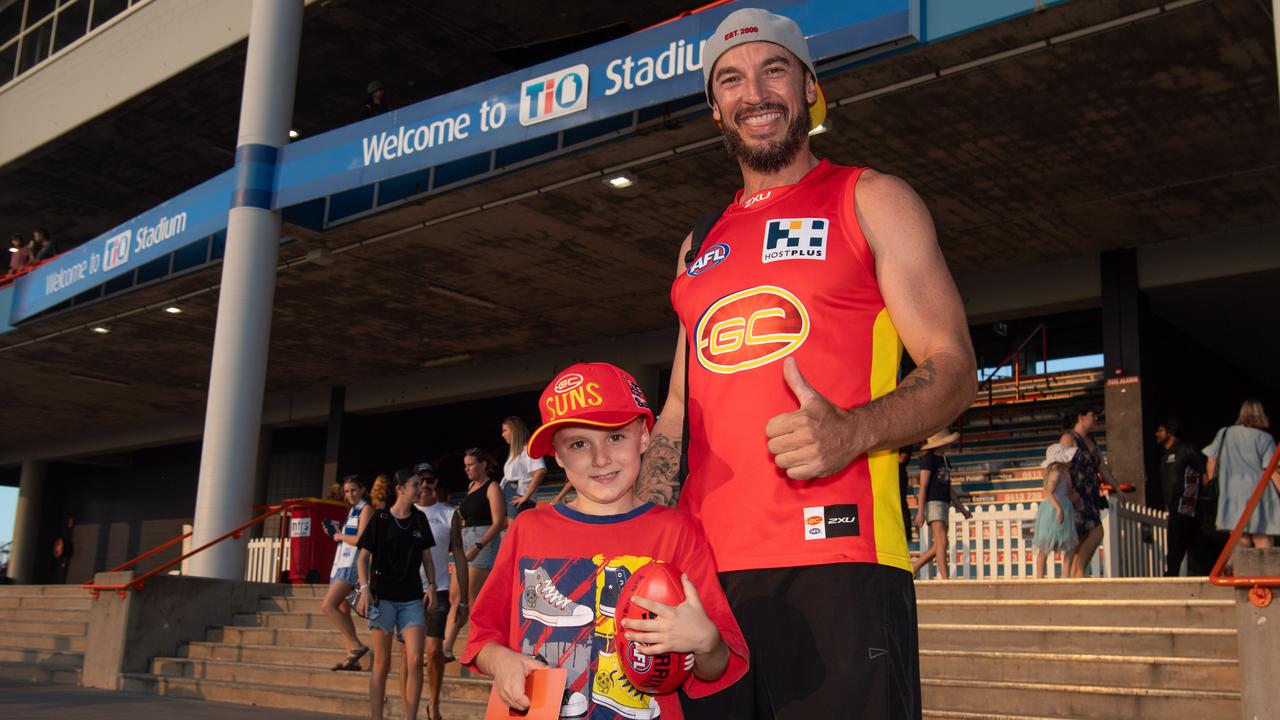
left=463, top=362, right=748, bottom=719
left=1033, top=443, right=1079, bottom=578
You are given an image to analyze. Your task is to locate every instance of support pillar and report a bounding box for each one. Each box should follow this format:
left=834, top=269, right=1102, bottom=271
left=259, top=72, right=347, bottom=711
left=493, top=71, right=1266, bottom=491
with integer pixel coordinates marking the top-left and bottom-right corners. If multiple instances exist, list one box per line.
left=1233, top=548, right=1280, bottom=720
left=6, top=460, right=46, bottom=583
left=321, top=386, right=345, bottom=496
left=189, top=0, right=303, bottom=579
left=1100, top=249, right=1148, bottom=506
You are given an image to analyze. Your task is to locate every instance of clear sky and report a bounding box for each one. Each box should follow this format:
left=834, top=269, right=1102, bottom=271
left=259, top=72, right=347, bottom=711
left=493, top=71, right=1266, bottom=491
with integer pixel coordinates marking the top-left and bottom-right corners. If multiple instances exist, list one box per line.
left=0, top=486, right=16, bottom=546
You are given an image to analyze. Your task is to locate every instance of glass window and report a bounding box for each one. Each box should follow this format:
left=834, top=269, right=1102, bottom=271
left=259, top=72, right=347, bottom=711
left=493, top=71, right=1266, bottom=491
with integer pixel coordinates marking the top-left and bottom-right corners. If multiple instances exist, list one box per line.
left=90, top=0, right=127, bottom=30
left=17, top=18, right=53, bottom=74
left=53, top=0, right=86, bottom=51
left=0, top=39, right=16, bottom=82
left=0, top=0, right=21, bottom=46
left=27, top=0, right=57, bottom=25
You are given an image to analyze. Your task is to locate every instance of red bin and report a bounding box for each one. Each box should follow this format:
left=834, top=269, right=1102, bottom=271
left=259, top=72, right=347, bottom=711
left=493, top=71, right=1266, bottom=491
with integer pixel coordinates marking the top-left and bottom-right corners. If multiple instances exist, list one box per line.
left=286, top=498, right=350, bottom=584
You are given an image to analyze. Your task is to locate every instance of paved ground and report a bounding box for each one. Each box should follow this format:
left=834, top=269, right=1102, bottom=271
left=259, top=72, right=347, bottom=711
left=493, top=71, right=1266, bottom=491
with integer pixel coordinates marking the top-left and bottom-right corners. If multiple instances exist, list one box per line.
left=0, top=682, right=347, bottom=719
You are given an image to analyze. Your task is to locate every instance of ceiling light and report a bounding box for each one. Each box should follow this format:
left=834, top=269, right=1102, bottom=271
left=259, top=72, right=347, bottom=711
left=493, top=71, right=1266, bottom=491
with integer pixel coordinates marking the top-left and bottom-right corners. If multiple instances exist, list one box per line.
left=808, top=122, right=830, bottom=136
left=164, top=306, right=183, bottom=314
left=288, top=129, right=300, bottom=139
left=90, top=325, right=111, bottom=334
left=604, top=171, right=637, bottom=190
left=420, top=353, right=473, bottom=369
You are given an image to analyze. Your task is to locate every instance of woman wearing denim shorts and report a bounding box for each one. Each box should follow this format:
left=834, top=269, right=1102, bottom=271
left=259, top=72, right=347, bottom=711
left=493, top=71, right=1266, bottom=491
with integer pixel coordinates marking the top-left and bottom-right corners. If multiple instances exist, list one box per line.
left=356, top=468, right=439, bottom=720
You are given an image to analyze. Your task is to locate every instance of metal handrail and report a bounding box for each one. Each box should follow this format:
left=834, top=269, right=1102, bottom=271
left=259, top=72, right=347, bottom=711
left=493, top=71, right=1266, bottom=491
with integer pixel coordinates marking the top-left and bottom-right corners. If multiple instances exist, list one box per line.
left=83, top=502, right=297, bottom=599
left=976, top=322, right=1048, bottom=428
left=1209, top=446, right=1280, bottom=599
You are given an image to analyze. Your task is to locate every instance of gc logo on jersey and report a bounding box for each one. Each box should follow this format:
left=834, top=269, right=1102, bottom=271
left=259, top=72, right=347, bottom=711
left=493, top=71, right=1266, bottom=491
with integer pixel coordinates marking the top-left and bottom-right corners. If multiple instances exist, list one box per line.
left=762, top=218, right=828, bottom=264
left=520, top=64, right=589, bottom=126
left=694, top=285, right=809, bottom=374
left=802, top=504, right=860, bottom=541
left=687, top=243, right=730, bottom=277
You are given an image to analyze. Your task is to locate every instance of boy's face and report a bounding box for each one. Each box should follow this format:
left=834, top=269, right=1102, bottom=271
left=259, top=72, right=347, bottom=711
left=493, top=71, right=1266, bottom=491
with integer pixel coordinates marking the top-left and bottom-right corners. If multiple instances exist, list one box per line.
left=551, top=417, right=650, bottom=514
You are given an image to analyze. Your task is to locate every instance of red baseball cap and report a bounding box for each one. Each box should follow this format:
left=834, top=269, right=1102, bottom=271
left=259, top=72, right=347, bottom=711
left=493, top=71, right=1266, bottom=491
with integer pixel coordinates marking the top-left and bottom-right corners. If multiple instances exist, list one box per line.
left=527, top=362, right=655, bottom=459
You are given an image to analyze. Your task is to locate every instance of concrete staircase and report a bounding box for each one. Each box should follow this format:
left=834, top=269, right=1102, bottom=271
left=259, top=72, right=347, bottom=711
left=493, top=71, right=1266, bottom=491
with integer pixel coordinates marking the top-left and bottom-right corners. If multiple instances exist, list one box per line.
left=917, top=577, right=1240, bottom=719
left=122, top=583, right=489, bottom=719
left=0, top=584, right=90, bottom=685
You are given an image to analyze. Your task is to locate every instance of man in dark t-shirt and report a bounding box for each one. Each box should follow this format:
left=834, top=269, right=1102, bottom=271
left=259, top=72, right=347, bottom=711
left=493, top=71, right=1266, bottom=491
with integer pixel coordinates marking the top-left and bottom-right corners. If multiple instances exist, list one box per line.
left=1155, top=419, right=1209, bottom=576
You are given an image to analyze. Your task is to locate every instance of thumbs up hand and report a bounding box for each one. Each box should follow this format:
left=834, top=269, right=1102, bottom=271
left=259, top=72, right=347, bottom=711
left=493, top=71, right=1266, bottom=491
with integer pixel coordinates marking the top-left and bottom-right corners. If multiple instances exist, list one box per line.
left=765, top=357, right=859, bottom=480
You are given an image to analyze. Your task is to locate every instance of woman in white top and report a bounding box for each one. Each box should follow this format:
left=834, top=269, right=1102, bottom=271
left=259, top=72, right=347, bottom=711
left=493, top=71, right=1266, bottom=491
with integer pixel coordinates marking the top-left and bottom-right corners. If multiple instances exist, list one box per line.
left=500, top=416, right=547, bottom=520
left=320, top=474, right=372, bottom=671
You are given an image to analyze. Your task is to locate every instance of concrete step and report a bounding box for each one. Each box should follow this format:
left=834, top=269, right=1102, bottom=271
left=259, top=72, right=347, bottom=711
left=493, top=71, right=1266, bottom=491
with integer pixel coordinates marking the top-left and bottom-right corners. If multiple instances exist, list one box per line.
left=208, top=624, right=472, bottom=651
left=916, top=598, right=1236, bottom=628
left=4, top=630, right=87, bottom=652
left=0, top=607, right=92, bottom=625
left=183, top=642, right=479, bottom=679
left=0, top=617, right=88, bottom=635
left=0, top=595, right=92, bottom=611
left=0, top=585, right=90, bottom=598
left=918, top=624, right=1237, bottom=658
left=0, top=645, right=84, bottom=669
left=921, top=678, right=1239, bottom=719
left=233, top=610, right=473, bottom=638
left=0, top=660, right=82, bottom=685
left=122, top=673, right=488, bottom=720
left=264, top=584, right=331, bottom=598
left=914, top=578, right=1231, bottom=602
left=920, top=649, right=1239, bottom=691
left=152, top=657, right=491, bottom=703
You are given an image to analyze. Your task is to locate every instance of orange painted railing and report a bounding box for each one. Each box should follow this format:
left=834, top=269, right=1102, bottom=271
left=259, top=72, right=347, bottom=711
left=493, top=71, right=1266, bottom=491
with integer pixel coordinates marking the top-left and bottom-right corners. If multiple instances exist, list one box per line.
left=83, top=502, right=296, bottom=599
left=1209, top=446, right=1280, bottom=604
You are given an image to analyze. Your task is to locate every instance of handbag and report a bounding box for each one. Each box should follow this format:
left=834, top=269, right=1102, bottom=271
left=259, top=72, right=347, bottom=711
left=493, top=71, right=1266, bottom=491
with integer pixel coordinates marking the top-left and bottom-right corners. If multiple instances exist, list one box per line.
left=346, top=587, right=381, bottom=621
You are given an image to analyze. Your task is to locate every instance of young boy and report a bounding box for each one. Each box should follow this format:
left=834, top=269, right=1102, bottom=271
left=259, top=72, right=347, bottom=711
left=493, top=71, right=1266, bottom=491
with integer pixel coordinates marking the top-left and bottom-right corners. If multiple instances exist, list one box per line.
left=462, top=362, right=748, bottom=719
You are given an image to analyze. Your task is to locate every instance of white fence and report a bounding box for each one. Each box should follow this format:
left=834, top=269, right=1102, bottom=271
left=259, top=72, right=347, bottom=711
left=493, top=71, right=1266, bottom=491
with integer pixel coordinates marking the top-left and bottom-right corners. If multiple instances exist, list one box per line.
left=915, top=497, right=1167, bottom=580
left=246, top=537, right=290, bottom=583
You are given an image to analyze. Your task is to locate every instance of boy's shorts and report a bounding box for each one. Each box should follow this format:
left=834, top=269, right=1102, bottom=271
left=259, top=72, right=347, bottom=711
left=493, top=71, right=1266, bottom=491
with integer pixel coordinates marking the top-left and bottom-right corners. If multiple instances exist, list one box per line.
left=369, top=598, right=426, bottom=636
left=681, top=562, right=920, bottom=720
left=425, top=589, right=450, bottom=639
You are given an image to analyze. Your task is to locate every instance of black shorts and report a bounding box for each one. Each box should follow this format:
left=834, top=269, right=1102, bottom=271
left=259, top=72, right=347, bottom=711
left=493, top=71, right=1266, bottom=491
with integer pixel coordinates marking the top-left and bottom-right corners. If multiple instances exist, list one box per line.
left=681, top=563, right=920, bottom=720
left=425, top=589, right=450, bottom=639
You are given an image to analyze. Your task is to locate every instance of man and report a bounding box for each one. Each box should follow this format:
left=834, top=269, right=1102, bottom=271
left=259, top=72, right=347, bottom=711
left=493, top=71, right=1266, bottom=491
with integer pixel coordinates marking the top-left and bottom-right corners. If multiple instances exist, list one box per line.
left=1155, top=419, right=1210, bottom=576
left=409, top=462, right=468, bottom=720
left=637, top=9, right=976, bottom=719
left=363, top=80, right=390, bottom=118
left=32, top=228, right=56, bottom=262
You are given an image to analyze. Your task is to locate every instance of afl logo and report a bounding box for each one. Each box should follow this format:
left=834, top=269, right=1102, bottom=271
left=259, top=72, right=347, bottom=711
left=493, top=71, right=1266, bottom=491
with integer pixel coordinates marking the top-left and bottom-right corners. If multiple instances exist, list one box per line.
left=554, top=373, right=584, bottom=393
left=695, top=286, right=809, bottom=374
left=627, top=641, right=652, bottom=672
left=687, top=243, right=730, bottom=277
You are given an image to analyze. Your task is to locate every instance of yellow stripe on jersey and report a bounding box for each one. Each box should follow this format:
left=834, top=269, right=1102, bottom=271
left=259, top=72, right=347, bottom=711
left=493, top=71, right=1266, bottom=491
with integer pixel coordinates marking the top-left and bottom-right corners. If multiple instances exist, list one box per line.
left=869, top=307, right=910, bottom=570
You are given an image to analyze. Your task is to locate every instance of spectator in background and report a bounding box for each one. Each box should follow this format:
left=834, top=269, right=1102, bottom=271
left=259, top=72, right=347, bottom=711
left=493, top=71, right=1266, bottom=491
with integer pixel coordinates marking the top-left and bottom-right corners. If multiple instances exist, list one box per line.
left=320, top=474, right=371, bottom=671
left=9, top=234, right=31, bottom=274
left=899, top=446, right=915, bottom=547
left=363, top=80, right=390, bottom=118
left=442, top=448, right=504, bottom=662
left=1033, top=444, right=1078, bottom=578
left=1155, top=418, right=1210, bottom=575
left=370, top=473, right=391, bottom=510
left=1062, top=405, right=1120, bottom=577
left=53, top=516, right=75, bottom=584
left=326, top=479, right=344, bottom=502
left=410, top=463, right=468, bottom=720
left=912, top=430, right=972, bottom=579
left=1204, top=399, right=1280, bottom=550
left=31, top=228, right=56, bottom=262
left=499, top=416, right=546, bottom=519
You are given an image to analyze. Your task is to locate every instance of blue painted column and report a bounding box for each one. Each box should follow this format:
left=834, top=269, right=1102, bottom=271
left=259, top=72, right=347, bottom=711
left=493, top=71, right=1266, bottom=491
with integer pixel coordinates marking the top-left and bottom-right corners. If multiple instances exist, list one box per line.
left=189, top=0, right=303, bottom=580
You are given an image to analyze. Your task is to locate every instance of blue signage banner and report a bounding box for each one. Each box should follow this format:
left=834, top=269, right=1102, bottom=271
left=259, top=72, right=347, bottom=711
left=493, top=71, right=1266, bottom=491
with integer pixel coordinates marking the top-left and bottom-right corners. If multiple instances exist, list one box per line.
left=9, top=0, right=916, bottom=324
left=10, top=170, right=235, bottom=320
left=273, top=0, right=916, bottom=208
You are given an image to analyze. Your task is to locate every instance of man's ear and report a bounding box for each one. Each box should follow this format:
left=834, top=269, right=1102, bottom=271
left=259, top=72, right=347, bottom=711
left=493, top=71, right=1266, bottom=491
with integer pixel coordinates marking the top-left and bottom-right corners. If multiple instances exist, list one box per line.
left=711, top=97, right=723, bottom=127
left=806, top=73, right=817, bottom=106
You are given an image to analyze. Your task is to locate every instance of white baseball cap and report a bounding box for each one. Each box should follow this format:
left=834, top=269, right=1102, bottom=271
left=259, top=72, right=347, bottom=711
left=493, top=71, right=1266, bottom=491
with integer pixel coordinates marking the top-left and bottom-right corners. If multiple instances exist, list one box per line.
left=702, top=8, right=827, bottom=130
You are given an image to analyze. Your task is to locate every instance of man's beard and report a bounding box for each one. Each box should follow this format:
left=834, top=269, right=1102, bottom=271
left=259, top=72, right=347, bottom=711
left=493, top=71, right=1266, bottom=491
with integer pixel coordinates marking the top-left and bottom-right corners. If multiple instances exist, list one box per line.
left=721, top=102, right=809, bottom=173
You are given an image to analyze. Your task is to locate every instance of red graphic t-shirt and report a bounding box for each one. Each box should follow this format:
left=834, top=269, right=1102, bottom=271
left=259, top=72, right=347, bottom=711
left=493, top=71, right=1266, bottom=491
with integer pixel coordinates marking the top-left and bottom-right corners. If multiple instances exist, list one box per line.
left=671, top=160, right=910, bottom=573
left=461, top=503, right=749, bottom=720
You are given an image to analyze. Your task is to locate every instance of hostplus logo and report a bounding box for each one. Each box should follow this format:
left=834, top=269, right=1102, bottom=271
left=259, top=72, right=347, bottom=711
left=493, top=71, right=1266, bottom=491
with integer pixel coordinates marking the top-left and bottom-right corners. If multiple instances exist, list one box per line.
left=762, top=218, right=828, bottom=264
left=520, top=64, right=589, bottom=126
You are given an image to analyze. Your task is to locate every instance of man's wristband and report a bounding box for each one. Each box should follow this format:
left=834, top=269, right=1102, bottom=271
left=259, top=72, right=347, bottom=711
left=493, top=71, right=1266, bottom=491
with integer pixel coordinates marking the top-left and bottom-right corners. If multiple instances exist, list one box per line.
left=474, top=541, right=485, bottom=549
left=457, top=602, right=468, bottom=608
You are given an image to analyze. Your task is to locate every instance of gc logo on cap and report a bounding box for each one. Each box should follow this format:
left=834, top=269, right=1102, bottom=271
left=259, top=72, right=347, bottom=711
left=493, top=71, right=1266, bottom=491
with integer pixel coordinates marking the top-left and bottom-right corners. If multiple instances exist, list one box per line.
left=527, top=362, right=655, bottom=458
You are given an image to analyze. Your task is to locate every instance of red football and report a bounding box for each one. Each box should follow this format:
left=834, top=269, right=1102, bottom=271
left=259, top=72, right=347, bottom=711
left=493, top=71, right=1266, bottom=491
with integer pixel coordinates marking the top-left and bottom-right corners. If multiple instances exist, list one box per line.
left=617, top=561, right=692, bottom=695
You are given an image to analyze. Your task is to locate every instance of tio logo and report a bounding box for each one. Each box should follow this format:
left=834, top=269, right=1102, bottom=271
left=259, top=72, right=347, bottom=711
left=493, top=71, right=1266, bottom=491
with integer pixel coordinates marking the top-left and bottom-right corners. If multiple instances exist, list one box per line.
left=695, top=285, right=809, bottom=375
left=102, top=230, right=132, bottom=271
left=520, top=64, right=589, bottom=126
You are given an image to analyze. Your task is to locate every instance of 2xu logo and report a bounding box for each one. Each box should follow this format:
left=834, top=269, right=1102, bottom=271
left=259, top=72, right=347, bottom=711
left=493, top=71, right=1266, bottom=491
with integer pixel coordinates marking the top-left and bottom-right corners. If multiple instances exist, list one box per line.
left=695, top=285, right=809, bottom=374
left=520, top=64, right=589, bottom=126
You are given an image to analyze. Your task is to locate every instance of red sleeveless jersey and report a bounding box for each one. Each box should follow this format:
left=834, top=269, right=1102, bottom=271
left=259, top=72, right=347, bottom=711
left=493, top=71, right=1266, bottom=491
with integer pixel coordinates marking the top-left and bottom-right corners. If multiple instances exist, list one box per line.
left=671, top=160, right=908, bottom=573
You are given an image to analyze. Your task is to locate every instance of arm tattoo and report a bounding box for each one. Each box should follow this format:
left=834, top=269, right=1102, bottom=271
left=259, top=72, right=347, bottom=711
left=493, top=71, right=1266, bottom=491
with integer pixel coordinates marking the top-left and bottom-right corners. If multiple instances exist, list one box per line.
left=890, top=358, right=939, bottom=401
left=638, top=433, right=683, bottom=507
